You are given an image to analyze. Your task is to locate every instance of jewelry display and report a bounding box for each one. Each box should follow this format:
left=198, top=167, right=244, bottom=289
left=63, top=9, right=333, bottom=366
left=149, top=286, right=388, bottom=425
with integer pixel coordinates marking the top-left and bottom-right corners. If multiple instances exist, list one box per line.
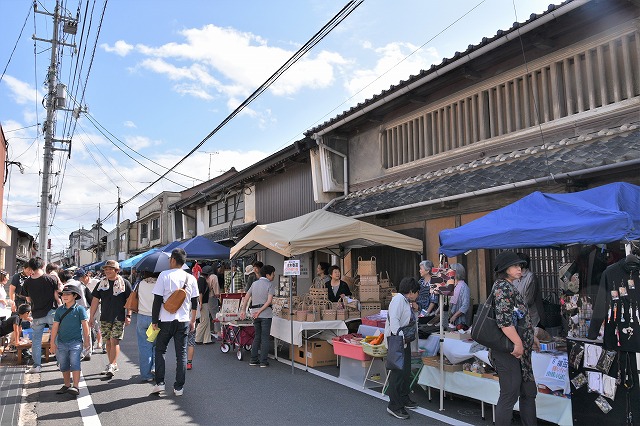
left=583, top=343, right=602, bottom=369
left=571, top=372, right=588, bottom=389
left=594, top=395, right=613, bottom=413
left=595, top=350, right=616, bottom=374
left=602, top=374, right=617, bottom=401
left=569, top=343, right=584, bottom=370
left=621, top=303, right=626, bottom=322
left=587, top=371, right=603, bottom=393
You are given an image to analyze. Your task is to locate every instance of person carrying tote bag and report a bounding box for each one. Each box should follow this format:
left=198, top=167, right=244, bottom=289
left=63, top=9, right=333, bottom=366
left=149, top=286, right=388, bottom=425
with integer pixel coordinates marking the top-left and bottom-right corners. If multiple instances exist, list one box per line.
left=486, top=251, right=537, bottom=426
left=383, top=277, right=420, bottom=420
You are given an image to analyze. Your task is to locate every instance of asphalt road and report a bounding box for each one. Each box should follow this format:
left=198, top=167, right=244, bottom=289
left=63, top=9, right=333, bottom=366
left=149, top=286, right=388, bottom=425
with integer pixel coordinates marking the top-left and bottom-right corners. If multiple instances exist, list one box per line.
left=24, top=315, right=502, bottom=426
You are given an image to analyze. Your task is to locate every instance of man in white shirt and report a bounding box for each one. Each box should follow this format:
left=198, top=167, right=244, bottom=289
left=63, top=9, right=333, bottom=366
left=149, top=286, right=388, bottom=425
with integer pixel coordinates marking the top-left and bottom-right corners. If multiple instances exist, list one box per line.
left=149, top=249, right=198, bottom=397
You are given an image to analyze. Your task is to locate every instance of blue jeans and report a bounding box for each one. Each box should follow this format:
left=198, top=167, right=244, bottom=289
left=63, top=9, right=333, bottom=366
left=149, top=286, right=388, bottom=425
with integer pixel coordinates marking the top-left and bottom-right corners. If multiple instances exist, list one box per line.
left=31, top=309, right=55, bottom=367
left=136, top=314, right=155, bottom=380
left=250, top=317, right=272, bottom=365
left=57, top=340, right=82, bottom=372
left=155, top=320, right=188, bottom=390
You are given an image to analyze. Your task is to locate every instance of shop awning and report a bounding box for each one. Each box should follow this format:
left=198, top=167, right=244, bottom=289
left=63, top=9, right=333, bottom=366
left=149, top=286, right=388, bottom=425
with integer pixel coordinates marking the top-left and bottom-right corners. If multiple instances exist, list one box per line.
left=439, top=182, right=640, bottom=257
left=230, top=209, right=423, bottom=258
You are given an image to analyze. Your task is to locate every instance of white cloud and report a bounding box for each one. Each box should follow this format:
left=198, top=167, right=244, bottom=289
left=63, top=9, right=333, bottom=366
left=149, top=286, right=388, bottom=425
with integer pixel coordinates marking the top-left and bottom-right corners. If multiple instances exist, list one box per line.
left=124, top=135, right=160, bottom=151
left=123, top=121, right=136, bottom=128
left=343, top=42, right=440, bottom=104
left=3, top=75, right=42, bottom=105
left=101, top=40, right=134, bottom=56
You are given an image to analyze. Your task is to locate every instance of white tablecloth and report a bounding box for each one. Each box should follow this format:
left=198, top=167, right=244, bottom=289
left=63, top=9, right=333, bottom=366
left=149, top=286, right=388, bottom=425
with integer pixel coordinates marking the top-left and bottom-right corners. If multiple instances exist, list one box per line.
left=270, top=317, right=348, bottom=346
left=439, top=338, right=569, bottom=393
left=418, top=366, right=573, bottom=426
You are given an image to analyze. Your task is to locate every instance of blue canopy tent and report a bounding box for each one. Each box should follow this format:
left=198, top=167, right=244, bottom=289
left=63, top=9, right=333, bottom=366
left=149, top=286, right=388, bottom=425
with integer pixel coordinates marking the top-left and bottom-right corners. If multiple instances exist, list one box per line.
left=161, top=240, right=184, bottom=252
left=439, top=182, right=640, bottom=257
left=119, top=248, right=160, bottom=269
left=171, top=235, right=230, bottom=259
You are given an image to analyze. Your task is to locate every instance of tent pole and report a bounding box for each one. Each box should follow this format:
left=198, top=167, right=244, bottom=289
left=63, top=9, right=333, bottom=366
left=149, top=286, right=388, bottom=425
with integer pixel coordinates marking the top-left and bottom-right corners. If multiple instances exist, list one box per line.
left=439, top=293, right=444, bottom=411
left=290, top=274, right=296, bottom=374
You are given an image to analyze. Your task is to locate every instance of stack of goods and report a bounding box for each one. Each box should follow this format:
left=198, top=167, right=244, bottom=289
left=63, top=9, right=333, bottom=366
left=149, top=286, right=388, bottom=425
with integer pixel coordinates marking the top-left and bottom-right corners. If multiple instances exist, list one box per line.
left=362, top=312, right=386, bottom=328
left=357, top=256, right=382, bottom=317
left=336, top=297, right=360, bottom=320
left=378, top=271, right=394, bottom=309
left=462, top=358, right=497, bottom=379
left=331, top=332, right=388, bottom=360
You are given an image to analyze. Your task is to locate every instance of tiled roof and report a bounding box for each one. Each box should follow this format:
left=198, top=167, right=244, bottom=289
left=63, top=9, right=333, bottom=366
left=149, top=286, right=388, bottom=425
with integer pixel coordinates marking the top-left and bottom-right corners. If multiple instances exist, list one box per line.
left=202, top=221, right=257, bottom=243
left=306, top=0, right=575, bottom=136
left=327, top=123, right=640, bottom=217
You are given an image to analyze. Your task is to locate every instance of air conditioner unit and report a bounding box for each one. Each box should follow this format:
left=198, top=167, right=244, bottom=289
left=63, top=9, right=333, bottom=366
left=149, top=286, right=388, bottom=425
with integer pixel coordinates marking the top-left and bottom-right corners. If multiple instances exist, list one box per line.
left=141, top=238, right=149, bottom=246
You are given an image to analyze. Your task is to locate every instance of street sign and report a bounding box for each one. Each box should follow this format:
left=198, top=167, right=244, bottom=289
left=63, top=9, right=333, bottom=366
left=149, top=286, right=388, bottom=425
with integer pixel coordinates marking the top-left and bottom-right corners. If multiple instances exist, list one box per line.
left=283, top=260, right=300, bottom=276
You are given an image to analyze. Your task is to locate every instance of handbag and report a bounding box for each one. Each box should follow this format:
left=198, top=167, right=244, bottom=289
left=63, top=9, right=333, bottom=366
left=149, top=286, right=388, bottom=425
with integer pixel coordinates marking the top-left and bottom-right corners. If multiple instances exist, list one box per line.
left=471, top=286, right=525, bottom=352
left=164, top=276, right=189, bottom=314
left=124, top=289, right=139, bottom=312
left=385, top=334, right=405, bottom=370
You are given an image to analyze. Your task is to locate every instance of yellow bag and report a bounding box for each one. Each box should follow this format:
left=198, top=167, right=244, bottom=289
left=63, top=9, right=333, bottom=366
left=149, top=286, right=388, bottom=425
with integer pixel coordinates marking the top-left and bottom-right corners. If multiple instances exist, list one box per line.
left=146, top=324, right=160, bottom=342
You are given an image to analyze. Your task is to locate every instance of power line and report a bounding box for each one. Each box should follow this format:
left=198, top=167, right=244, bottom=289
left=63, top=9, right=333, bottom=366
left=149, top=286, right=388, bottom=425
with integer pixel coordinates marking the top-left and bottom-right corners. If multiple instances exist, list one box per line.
left=121, top=0, right=364, bottom=209
left=0, top=3, right=32, bottom=85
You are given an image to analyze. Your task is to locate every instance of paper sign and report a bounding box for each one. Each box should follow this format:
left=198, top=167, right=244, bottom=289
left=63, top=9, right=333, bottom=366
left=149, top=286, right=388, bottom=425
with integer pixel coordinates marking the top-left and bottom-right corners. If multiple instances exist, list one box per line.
left=283, top=260, right=301, bottom=276
left=544, top=356, right=568, bottom=382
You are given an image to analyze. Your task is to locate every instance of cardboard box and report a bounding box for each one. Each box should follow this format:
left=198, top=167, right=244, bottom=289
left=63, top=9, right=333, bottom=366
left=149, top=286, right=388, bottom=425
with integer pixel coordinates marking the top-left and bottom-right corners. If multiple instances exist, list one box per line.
left=293, top=339, right=337, bottom=367
left=444, top=331, right=472, bottom=341
left=421, top=356, right=463, bottom=372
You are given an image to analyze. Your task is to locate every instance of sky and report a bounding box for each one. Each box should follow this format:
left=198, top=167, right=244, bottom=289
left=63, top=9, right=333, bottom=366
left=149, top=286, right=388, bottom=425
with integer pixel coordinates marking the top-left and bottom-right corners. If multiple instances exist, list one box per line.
left=0, top=0, right=554, bottom=255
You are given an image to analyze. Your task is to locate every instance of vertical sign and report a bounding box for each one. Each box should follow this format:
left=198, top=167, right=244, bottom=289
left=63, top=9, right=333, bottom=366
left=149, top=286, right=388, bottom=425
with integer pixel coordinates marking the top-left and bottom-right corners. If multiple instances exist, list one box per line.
left=283, top=260, right=301, bottom=276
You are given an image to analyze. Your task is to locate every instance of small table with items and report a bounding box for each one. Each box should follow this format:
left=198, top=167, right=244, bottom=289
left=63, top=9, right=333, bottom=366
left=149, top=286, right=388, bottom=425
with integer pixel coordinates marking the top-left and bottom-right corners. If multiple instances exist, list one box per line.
left=417, top=337, right=572, bottom=425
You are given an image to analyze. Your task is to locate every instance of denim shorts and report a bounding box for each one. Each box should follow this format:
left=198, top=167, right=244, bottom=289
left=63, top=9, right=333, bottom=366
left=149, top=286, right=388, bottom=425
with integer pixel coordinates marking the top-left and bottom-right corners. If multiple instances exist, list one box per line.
left=57, top=340, right=83, bottom=372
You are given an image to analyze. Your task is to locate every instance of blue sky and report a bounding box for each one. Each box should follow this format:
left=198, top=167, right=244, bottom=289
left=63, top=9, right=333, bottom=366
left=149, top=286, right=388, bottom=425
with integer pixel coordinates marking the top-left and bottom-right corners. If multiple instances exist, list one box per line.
left=1, top=0, right=553, bottom=254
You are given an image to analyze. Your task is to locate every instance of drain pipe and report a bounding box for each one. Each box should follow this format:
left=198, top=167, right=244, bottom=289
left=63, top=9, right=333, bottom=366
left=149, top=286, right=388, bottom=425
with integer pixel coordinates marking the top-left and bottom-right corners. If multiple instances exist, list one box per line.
left=347, top=158, right=640, bottom=219
left=312, top=134, right=348, bottom=197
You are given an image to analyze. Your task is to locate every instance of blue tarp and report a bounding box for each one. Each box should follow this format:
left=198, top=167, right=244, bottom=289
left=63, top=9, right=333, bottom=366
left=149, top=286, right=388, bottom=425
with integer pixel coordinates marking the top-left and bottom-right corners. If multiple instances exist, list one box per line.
left=161, top=240, right=184, bottom=252
left=439, top=182, right=640, bottom=257
left=119, top=248, right=160, bottom=269
left=171, top=236, right=230, bottom=259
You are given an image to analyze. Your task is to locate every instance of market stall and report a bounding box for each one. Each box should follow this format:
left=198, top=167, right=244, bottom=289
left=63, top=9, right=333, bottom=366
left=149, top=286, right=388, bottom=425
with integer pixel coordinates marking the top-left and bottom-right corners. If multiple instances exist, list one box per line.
left=230, top=209, right=423, bottom=371
left=435, top=182, right=640, bottom=424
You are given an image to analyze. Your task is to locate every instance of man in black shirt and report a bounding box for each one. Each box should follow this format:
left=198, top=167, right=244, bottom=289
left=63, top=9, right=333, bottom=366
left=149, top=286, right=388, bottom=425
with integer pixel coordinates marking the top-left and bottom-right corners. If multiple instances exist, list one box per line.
left=22, top=257, right=61, bottom=373
left=9, top=265, right=33, bottom=313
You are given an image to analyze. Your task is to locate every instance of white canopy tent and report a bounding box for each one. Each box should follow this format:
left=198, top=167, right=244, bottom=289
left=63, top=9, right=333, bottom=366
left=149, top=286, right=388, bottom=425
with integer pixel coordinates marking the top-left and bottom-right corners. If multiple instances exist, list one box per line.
left=230, top=209, right=423, bottom=258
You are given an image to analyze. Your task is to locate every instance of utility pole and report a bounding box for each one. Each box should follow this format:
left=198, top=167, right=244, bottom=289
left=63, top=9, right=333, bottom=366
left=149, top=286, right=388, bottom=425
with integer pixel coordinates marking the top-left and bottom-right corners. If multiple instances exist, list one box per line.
left=116, top=187, right=121, bottom=258
left=34, top=1, right=78, bottom=261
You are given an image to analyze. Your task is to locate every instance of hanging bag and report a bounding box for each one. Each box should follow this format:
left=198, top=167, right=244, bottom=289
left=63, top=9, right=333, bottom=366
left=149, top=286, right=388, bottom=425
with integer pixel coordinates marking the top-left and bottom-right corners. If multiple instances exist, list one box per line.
left=164, top=276, right=189, bottom=314
left=124, top=289, right=139, bottom=312
left=385, top=334, right=405, bottom=370
left=471, top=285, right=525, bottom=352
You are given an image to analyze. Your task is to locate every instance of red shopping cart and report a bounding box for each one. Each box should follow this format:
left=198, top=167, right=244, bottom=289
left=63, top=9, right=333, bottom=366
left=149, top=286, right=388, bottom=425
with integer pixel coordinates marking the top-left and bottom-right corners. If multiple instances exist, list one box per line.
left=219, top=320, right=255, bottom=361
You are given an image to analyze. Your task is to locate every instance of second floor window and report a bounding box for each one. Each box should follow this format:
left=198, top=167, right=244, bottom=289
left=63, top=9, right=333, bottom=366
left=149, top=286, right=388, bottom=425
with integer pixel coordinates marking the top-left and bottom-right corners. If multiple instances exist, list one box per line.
left=208, top=193, right=244, bottom=226
left=151, top=218, right=160, bottom=240
left=140, top=223, right=148, bottom=241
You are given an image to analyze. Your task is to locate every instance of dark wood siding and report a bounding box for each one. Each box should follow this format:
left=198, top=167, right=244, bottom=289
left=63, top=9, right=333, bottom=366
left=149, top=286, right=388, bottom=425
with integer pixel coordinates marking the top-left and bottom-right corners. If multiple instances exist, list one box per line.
left=256, top=162, right=321, bottom=223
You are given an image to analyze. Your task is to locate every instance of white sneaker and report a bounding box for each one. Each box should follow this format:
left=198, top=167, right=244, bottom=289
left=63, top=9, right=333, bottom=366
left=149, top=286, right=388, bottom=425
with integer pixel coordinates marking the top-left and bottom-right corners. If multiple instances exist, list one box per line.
left=150, top=383, right=165, bottom=395
left=174, top=388, right=183, bottom=396
left=26, top=365, right=41, bottom=374
left=106, top=364, right=116, bottom=378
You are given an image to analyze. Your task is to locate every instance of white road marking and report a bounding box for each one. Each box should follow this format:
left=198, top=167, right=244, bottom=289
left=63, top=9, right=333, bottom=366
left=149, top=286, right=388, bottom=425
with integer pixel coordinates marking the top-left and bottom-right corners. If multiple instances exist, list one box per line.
left=77, top=373, right=101, bottom=426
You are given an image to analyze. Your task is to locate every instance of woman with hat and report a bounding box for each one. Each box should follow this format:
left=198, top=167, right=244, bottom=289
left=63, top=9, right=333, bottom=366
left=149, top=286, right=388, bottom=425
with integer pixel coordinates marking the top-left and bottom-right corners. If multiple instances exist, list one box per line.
left=489, top=251, right=537, bottom=426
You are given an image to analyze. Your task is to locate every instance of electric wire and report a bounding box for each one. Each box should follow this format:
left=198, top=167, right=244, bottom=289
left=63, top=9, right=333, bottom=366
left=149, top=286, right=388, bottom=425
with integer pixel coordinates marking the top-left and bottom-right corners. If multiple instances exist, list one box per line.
left=84, top=111, right=203, bottom=184
left=0, top=4, right=32, bottom=85
left=120, top=0, right=364, bottom=209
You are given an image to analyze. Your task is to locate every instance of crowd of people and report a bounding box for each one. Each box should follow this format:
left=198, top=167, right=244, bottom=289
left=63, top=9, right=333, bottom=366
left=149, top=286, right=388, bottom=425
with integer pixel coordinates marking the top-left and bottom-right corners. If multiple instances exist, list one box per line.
left=2, top=251, right=543, bottom=423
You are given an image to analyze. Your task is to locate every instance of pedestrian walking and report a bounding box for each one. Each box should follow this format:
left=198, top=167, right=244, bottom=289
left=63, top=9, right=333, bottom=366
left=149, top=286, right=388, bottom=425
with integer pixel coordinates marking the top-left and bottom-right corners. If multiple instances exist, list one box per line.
left=136, top=271, right=158, bottom=382
left=150, top=248, right=198, bottom=396
left=239, top=264, right=275, bottom=367
left=194, top=265, right=214, bottom=345
left=49, top=284, right=91, bottom=396
left=88, top=260, right=132, bottom=378
left=22, top=257, right=61, bottom=373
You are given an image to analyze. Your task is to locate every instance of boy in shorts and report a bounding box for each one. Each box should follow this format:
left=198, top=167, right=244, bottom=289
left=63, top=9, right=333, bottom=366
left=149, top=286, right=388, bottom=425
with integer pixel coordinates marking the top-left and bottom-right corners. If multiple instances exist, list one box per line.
left=49, top=285, right=91, bottom=396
